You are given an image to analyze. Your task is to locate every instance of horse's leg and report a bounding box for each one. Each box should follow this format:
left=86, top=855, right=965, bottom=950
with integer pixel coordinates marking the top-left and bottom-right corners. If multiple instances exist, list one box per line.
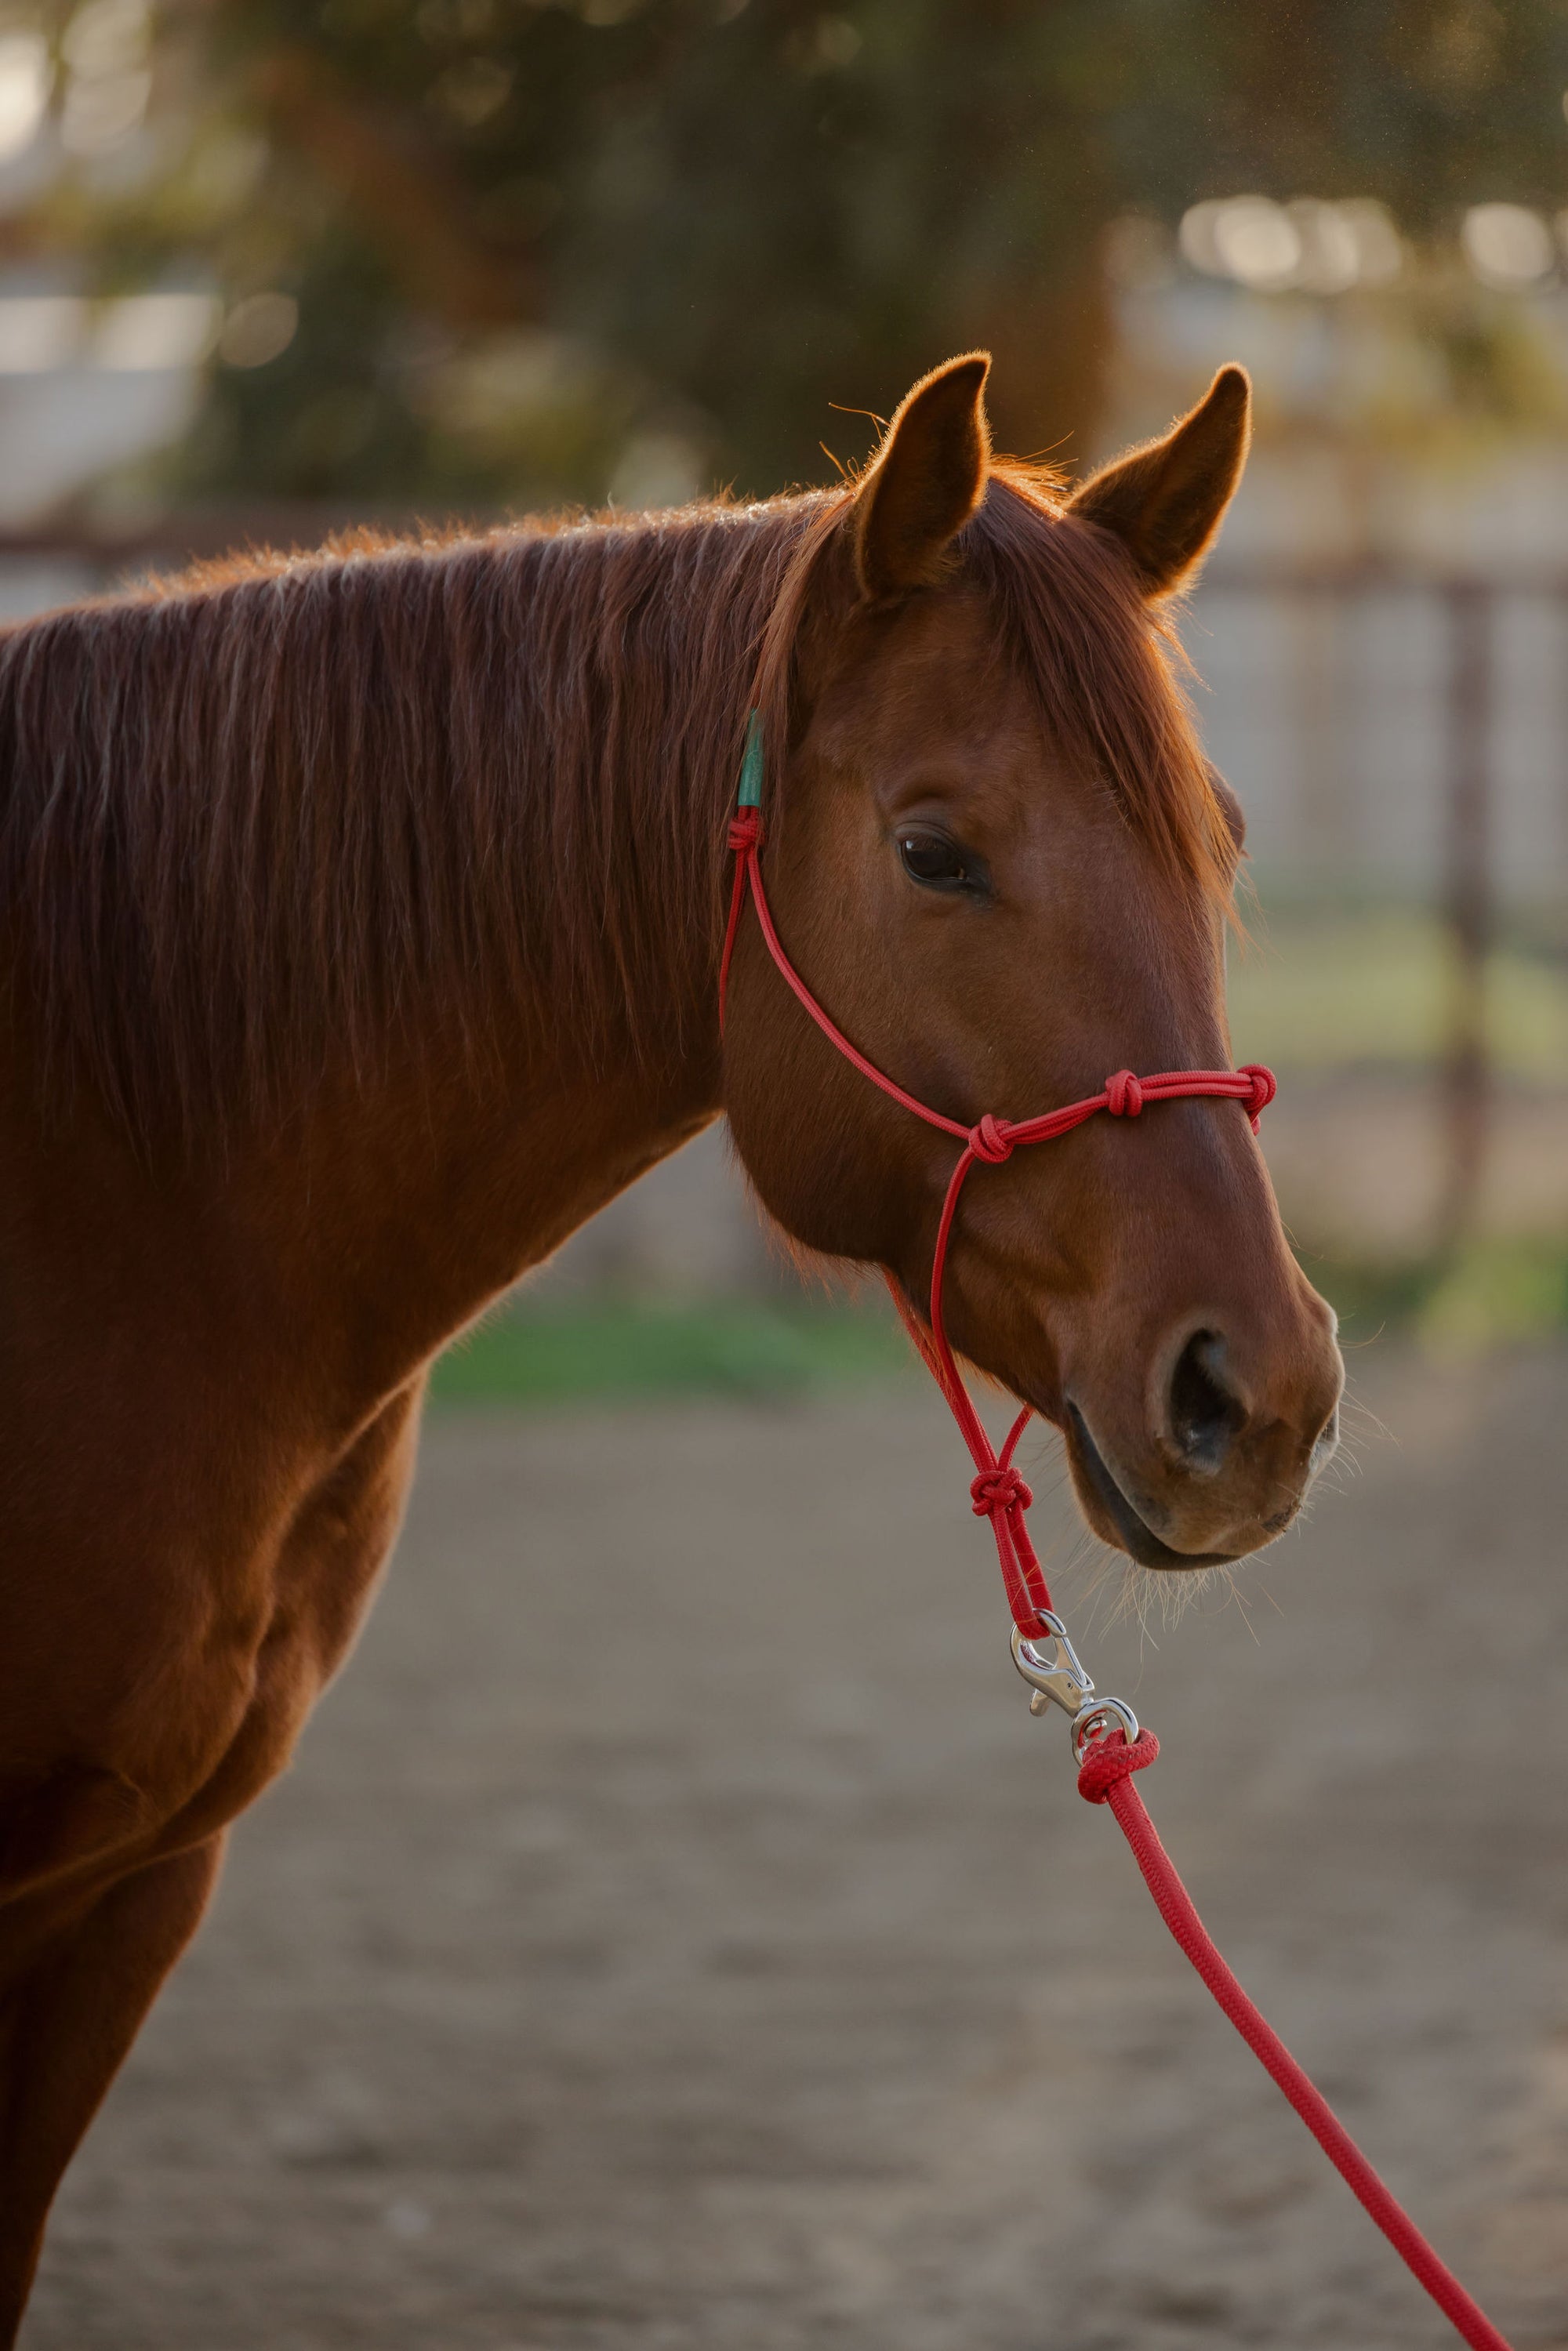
left=0, top=1380, right=425, bottom=2339
left=0, top=1833, right=224, bottom=2344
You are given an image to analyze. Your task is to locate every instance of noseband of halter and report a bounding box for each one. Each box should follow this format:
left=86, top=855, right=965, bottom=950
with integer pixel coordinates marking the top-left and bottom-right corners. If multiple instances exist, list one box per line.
left=719, top=713, right=1276, bottom=1640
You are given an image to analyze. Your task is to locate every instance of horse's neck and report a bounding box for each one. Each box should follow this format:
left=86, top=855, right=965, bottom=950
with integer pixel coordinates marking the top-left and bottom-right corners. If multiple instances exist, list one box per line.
left=311, top=529, right=753, bottom=1380
left=264, top=959, right=725, bottom=1428
left=7, top=931, right=723, bottom=1446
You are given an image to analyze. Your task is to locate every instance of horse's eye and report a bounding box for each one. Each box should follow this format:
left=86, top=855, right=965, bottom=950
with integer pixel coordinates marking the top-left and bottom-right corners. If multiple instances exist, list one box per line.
left=897, top=829, right=978, bottom=891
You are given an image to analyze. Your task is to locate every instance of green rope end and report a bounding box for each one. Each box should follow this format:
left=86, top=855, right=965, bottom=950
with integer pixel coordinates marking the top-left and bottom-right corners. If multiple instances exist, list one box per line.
left=737, top=708, right=764, bottom=808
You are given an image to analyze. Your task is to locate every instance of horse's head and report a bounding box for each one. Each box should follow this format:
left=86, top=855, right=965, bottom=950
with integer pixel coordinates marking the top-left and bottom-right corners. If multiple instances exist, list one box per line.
left=723, top=354, right=1343, bottom=1570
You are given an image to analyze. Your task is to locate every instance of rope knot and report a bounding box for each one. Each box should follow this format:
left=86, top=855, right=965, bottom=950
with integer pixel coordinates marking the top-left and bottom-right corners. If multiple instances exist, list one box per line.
left=1239, top=1061, right=1276, bottom=1131
left=968, top=1113, right=1015, bottom=1164
left=1076, top=1726, right=1161, bottom=1805
left=970, top=1464, right=1033, bottom=1518
left=728, top=811, right=764, bottom=854
left=1105, top=1069, right=1144, bottom=1118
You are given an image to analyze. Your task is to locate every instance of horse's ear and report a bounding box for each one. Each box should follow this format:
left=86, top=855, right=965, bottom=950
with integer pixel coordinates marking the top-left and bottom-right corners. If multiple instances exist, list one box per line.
left=852, top=353, right=991, bottom=600
left=1068, top=365, right=1250, bottom=597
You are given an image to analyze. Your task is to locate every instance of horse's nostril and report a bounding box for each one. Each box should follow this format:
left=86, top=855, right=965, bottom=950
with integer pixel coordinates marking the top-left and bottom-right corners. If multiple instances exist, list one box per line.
left=1167, top=1330, right=1248, bottom=1473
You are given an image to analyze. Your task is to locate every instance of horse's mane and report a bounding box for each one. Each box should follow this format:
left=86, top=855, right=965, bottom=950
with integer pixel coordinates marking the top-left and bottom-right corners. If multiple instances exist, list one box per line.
left=0, top=467, right=1224, bottom=1145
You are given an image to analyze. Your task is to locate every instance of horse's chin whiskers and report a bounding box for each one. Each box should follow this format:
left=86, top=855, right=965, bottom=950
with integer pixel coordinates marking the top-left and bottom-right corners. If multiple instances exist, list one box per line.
left=1145, top=1556, right=1229, bottom=1631
left=1336, top=1382, right=1392, bottom=1454
left=1313, top=1452, right=1359, bottom=1503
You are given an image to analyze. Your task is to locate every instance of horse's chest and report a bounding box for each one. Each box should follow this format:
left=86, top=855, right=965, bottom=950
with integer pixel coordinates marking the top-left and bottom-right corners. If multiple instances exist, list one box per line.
left=0, top=1384, right=425, bottom=1907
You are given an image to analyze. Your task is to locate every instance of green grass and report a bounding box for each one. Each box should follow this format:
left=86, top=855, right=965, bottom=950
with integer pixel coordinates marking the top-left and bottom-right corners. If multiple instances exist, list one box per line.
left=1227, top=909, right=1568, bottom=1351
left=1225, top=909, right=1568, bottom=1079
left=1310, top=1235, right=1568, bottom=1357
left=432, top=1294, right=916, bottom=1407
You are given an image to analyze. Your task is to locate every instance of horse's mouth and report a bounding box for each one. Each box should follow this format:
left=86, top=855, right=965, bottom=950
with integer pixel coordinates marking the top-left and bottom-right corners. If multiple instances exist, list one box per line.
left=1065, top=1404, right=1240, bottom=1573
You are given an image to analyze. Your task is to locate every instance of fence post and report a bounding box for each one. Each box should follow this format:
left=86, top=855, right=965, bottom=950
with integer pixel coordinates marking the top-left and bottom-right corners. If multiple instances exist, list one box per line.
left=1437, top=582, right=1494, bottom=1250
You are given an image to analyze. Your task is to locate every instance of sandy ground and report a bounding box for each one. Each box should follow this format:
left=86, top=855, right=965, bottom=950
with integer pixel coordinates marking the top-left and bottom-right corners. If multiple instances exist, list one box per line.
left=22, top=1351, right=1568, bottom=2351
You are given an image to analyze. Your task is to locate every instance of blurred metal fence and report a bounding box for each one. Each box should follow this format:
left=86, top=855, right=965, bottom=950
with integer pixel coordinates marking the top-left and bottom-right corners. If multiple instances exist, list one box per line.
left=1189, top=564, right=1568, bottom=913
left=1192, top=564, right=1568, bottom=1239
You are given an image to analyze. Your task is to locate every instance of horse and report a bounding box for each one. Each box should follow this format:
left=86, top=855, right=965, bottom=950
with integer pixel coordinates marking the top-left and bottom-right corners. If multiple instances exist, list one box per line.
left=0, top=350, right=1343, bottom=2332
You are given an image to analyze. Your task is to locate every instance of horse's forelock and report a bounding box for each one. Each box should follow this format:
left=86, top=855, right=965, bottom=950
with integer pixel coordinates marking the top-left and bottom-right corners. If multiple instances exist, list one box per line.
left=964, top=466, right=1232, bottom=904
left=751, top=462, right=1231, bottom=909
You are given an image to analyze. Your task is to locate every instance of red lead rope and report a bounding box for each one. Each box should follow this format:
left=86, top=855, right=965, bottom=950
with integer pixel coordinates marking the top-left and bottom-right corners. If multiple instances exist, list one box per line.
left=722, top=794, right=1514, bottom=2351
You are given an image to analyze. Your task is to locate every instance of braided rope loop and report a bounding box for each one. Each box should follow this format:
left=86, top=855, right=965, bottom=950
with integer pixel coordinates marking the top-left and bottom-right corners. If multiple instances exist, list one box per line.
left=969, top=1464, right=1033, bottom=1517
left=967, top=1113, right=1015, bottom=1164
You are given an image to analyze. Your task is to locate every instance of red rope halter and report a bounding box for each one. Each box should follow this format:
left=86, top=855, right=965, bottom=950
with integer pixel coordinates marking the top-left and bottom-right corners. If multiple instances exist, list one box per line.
left=720, top=760, right=1513, bottom=2351
left=723, top=798, right=1276, bottom=1637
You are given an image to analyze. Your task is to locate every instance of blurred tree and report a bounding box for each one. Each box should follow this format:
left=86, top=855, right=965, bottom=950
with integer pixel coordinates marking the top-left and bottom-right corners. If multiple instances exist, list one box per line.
left=12, top=0, right=1568, bottom=508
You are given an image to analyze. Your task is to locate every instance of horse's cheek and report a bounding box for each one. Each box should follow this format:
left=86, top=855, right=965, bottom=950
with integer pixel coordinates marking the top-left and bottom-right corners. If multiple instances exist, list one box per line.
left=723, top=1011, right=914, bottom=1267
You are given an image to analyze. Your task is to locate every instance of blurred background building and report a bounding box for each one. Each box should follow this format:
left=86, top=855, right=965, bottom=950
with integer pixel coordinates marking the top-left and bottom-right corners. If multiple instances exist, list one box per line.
left=0, top=0, right=1565, bottom=1366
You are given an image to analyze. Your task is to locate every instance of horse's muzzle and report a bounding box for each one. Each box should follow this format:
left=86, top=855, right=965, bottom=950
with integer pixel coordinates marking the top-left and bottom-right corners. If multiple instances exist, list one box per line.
left=1065, top=1403, right=1243, bottom=1569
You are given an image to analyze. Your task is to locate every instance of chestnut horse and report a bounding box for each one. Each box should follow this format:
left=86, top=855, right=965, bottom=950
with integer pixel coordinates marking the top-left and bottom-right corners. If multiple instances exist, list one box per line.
left=0, top=352, right=1341, bottom=2331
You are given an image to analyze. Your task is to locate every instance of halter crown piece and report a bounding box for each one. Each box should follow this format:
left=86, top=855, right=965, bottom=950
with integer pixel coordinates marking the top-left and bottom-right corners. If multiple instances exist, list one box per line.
left=719, top=709, right=1513, bottom=2351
